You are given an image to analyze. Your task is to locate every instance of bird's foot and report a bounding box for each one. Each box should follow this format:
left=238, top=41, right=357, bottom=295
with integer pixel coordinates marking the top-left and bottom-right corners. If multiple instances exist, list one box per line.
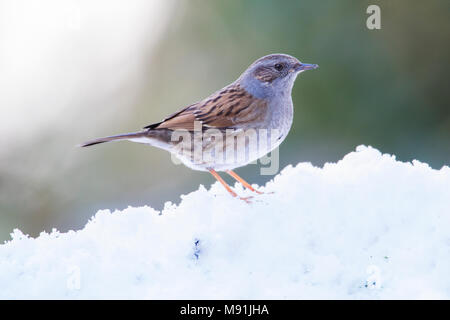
left=239, top=196, right=253, bottom=203
left=250, top=189, right=274, bottom=195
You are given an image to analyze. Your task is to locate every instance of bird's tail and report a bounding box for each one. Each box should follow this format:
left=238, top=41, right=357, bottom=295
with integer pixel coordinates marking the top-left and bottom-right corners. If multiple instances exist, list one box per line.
left=78, top=131, right=148, bottom=147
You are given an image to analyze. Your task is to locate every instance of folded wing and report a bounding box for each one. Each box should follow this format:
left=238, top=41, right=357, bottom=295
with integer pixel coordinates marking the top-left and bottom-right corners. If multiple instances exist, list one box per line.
left=144, top=84, right=268, bottom=131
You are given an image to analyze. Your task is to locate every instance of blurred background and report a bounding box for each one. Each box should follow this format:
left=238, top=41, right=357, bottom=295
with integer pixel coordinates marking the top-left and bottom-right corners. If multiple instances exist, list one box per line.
left=0, top=0, right=449, bottom=242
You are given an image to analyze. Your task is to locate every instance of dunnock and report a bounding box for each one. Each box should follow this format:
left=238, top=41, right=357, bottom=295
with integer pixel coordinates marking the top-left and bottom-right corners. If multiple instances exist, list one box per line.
left=81, top=54, right=318, bottom=201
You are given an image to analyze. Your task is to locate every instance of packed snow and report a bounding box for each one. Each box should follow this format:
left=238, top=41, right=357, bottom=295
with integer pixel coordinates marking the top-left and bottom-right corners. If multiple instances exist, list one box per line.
left=1, top=146, right=449, bottom=299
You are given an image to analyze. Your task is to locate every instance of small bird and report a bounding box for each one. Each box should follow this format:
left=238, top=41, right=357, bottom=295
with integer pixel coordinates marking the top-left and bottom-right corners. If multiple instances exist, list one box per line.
left=81, top=54, right=318, bottom=201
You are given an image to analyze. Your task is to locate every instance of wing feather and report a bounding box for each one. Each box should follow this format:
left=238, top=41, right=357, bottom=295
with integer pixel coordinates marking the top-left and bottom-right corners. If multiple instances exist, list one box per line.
left=146, top=84, right=267, bottom=131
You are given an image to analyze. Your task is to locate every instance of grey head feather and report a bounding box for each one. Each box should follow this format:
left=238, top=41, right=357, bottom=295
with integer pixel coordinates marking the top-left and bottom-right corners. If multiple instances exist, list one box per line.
left=237, top=53, right=302, bottom=99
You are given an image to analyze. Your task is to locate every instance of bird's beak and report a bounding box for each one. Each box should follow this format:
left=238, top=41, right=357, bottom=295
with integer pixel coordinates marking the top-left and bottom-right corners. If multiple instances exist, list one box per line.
left=292, top=62, right=319, bottom=72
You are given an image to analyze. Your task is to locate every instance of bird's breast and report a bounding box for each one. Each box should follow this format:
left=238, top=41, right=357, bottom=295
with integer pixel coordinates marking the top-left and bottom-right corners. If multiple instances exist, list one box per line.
left=265, top=95, right=294, bottom=140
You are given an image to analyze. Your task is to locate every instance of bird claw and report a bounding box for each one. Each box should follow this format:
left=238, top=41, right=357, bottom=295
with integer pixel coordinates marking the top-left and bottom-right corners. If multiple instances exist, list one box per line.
left=239, top=196, right=253, bottom=203
left=252, top=190, right=274, bottom=195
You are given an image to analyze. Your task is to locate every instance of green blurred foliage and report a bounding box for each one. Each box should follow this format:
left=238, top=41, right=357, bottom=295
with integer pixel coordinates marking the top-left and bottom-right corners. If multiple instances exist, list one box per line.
left=0, top=0, right=449, bottom=242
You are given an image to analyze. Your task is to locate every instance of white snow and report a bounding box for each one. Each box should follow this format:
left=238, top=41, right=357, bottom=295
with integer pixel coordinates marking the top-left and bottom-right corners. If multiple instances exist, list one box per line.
left=1, top=145, right=450, bottom=299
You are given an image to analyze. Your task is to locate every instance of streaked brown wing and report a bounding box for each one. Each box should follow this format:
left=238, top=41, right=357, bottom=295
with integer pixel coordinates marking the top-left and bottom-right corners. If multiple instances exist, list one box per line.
left=144, top=84, right=267, bottom=131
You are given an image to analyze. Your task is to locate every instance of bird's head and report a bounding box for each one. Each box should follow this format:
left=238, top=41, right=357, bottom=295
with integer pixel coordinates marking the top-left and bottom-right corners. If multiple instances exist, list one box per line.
left=239, top=53, right=318, bottom=98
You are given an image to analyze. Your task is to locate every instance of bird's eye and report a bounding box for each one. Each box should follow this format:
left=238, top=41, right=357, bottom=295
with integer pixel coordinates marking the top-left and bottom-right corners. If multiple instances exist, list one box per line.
left=274, top=63, right=284, bottom=71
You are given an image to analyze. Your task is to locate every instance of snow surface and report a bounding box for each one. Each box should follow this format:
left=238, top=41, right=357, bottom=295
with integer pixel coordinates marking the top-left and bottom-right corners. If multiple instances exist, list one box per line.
left=1, top=146, right=450, bottom=299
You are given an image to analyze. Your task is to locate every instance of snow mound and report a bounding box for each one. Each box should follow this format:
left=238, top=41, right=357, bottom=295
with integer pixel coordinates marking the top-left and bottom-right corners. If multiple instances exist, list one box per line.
left=1, top=146, right=450, bottom=299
